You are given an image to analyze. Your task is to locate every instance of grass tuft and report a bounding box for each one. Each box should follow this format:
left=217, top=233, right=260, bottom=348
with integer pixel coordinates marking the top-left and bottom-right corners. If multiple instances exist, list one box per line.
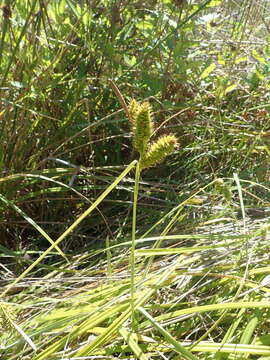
left=2, top=1, right=270, bottom=359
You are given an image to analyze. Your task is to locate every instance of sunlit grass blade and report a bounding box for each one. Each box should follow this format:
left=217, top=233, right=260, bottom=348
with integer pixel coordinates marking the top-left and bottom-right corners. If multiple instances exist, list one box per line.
left=119, top=327, right=149, bottom=360
left=73, top=291, right=152, bottom=357
left=188, top=342, right=270, bottom=355
left=0, top=192, right=68, bottom=262
left=138, top=306, right=198, bottom=360
left=0, top=302, right=37, bottom=352
left=239, top=313, right=259, bottom=345
left=139, top=302, right=270, bottom=328
left=9, top=318, right=37, bottom=352
left=136, top=242, right=242, bottom=256
left=73, top=260, right=179, bottom=357
left=0, top=160, right=137, bottom=299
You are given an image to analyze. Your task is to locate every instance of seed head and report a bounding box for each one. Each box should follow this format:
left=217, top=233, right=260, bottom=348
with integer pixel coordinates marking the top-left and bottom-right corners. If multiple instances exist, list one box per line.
left=140, top=135, right=178, bottom=169
left=132, top=101, right=153, bottom=155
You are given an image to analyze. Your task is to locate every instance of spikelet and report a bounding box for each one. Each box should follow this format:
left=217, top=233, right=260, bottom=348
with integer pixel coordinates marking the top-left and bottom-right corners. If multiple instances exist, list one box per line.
left=128, top=99, right=178, bottom=169
left=140, top=135, right=178, bottom=169
left=133, top=101, right=153, bottom=155
left=128, top=99, right=140, bottom=126
left=0, top=301, right=15, bottom=331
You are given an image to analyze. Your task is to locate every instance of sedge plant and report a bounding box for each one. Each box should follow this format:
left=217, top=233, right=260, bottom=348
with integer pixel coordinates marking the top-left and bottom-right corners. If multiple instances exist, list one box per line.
left=0, top=98, right=177, bottom=350
left=128, top=99, right=178, bottom=328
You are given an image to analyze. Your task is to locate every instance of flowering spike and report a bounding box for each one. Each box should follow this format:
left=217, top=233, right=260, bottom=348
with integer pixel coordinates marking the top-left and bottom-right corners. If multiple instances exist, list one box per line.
left=128, top=99, right=178, bottom=168
left=133, top=102, right=153, bottom=155
left=140, top=135, right=178, bottom=169
left=0, top=302, right=15, bottom=331
left=128, top=99, right=140, bottom=125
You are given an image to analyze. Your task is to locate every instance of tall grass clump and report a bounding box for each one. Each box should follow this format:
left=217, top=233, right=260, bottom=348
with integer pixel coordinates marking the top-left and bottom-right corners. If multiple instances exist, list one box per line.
left=2, top=0, right=270, bottom=256
left=128, top=99, right=178, bottom=326
left=2, top=0, right=270, bottom=359
left=3, top=88, right=270, bottom=358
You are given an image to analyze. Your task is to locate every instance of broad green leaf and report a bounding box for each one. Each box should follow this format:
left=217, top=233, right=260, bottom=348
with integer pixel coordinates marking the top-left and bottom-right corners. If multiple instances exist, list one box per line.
left=104, top=43, right=114, bottom=58
left=124, top=55, right=136, bottom=67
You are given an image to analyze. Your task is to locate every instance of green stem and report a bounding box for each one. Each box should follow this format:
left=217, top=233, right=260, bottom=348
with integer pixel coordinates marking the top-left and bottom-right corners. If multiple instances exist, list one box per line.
left=0, top=160, right=137, bottom=299
left=0, top=0, right=11, bottom=67
left=0, top=0, right=39, bottom=88
left=130, top=160, right=141, bottom=329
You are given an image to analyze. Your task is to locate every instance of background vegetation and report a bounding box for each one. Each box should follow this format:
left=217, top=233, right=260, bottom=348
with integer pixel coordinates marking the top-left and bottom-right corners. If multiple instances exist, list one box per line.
left=1, top=0, right=270, bottom=358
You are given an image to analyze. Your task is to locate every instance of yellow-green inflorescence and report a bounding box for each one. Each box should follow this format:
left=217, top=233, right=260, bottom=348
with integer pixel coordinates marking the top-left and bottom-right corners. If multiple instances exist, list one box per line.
left=130, top=100, right=153, bottom=155
left=0, top=301, right=15, bottom=331
left=128, top=99, right=178, bottom=169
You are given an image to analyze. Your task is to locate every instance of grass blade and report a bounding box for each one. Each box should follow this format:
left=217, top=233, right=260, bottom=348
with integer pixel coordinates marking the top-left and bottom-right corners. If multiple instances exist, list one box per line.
left=119, top=327, right=149, bottom=360
left=138, top=306, right=198, bottom=360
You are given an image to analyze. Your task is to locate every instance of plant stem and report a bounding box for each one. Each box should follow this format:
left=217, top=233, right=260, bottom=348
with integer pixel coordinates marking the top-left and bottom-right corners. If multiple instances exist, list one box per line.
left=0, top=0, right=39, bottom=88
left=0, top=0, right=11, bottom=67
left=0, top=160, right=138, bottom=299
left=130, top=160, right=141, bottom=329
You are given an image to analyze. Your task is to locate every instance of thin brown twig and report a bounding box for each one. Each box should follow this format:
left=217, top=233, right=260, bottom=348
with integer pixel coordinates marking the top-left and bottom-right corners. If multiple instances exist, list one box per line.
left=109, top=79, right=130, bottom=120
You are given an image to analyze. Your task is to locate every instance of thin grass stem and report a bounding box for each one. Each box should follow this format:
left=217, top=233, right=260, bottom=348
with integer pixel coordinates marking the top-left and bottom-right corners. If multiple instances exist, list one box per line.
left=130, top=160, right=141, bottom=329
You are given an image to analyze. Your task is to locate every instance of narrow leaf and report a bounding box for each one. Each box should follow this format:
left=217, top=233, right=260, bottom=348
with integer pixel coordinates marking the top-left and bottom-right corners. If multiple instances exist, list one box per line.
left=138, top=307, right=198, bottom=360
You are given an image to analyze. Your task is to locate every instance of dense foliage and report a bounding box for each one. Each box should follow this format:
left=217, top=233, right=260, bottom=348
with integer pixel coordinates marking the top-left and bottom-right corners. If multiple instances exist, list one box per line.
left=1, top=0, right=270, bottom=359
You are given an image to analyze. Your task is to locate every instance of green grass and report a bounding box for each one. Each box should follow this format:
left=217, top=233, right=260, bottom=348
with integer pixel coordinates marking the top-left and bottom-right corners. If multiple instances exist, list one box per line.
left=2, top=0, right=270, bottom=358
